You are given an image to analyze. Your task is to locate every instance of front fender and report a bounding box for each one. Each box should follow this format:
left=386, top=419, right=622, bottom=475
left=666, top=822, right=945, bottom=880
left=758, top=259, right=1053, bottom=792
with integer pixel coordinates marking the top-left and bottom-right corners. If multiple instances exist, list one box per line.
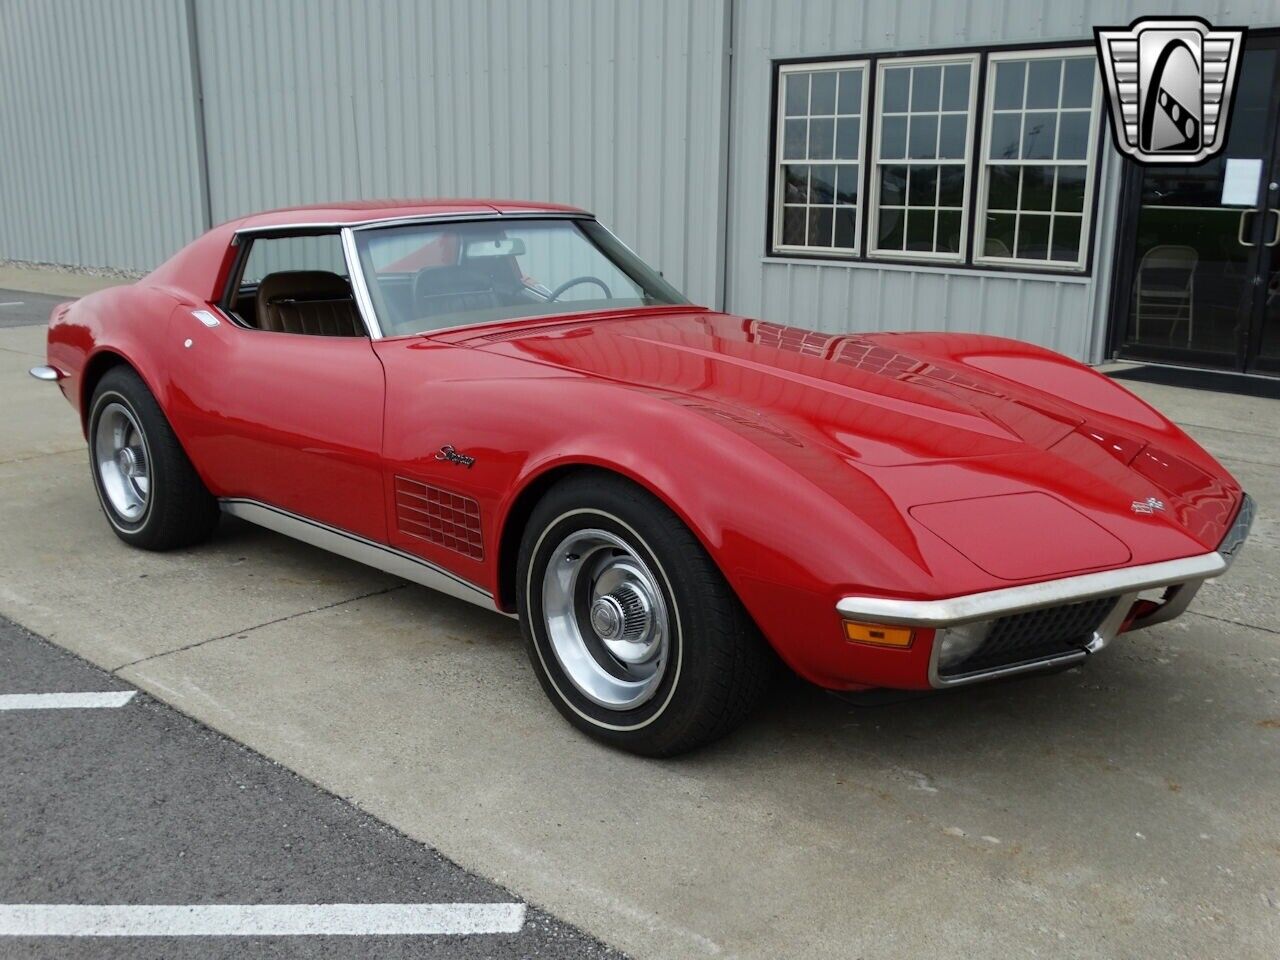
left=487, top=379, right=962, bottom=689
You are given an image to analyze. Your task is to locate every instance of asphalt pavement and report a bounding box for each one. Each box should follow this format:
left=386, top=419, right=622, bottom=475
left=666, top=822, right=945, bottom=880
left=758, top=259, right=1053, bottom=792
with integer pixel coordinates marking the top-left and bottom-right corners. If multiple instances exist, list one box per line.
left=0, top=616, right=624, bottom=958
left=0, top=290, right=67, bottom=329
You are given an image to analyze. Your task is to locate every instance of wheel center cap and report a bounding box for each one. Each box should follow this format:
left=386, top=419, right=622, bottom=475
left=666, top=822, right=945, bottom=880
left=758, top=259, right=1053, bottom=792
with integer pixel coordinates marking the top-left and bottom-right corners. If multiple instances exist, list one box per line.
left=590, top=595, right=625, bottom=641
left=117, top=447, right=137, bottom=476
left=589, top=583, right=653, bottom=655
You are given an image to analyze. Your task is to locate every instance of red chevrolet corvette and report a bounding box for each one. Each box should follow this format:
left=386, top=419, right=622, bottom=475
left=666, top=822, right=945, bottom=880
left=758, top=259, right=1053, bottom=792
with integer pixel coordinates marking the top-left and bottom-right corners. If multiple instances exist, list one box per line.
left=33, top=200, right=1254, bottom=755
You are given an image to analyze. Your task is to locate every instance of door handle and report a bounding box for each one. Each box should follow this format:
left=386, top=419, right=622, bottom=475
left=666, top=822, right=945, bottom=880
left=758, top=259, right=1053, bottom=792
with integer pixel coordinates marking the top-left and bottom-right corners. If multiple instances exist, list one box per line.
left=1238, top=209, right=1257, bottom=246
left=1267, top=209, right=1280, bottom=247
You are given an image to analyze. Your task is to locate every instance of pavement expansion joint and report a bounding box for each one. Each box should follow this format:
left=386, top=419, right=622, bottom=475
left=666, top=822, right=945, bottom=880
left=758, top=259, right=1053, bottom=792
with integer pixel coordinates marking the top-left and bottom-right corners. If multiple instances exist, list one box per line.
left=0, top=447, right=84, bottom=467
left=110, top=583, right=409, bottom=674
left=1188, top=608, right=1280, bottom=637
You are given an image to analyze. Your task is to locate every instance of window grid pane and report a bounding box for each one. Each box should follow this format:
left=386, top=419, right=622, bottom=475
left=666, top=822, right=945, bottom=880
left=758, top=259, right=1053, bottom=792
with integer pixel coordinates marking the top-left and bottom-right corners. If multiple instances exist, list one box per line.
left=980, top=55, right=1096, bottom=266
left=873, top=59, right=972, bottom=257
left=775, top=65, right=866, bottom=252
left=773, top=50, right=1095, bottom=270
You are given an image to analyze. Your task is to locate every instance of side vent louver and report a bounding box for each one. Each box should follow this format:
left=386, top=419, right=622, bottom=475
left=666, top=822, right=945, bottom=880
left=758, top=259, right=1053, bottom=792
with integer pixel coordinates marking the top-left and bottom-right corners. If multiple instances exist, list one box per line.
left=394, top=477, right=483, bottom=561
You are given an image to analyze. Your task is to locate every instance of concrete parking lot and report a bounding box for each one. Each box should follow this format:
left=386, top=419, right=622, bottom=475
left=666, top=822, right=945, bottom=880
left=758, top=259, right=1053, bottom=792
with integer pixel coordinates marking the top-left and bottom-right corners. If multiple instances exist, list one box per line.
left=1, top=277, right=1278, bottom=958
left=0, top=291, right=69, bottom=330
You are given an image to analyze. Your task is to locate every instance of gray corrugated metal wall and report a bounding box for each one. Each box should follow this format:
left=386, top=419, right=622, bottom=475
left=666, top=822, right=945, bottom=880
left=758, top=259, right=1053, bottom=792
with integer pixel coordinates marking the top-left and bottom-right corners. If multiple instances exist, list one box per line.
left=724, top=0, right=1280, bottom=361
left=5, top=0, right=1280, bottom=361
left=191, top=0, right=729, bottom=306
left=0, top=0, right=206, bottom=273
left=1, top=0, right=728, bottom=305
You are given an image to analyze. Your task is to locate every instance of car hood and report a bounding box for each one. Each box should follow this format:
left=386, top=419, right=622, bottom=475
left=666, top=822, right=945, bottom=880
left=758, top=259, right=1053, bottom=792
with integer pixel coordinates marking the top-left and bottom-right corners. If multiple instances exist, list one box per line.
left=464, top=309, right=1239, bottom=560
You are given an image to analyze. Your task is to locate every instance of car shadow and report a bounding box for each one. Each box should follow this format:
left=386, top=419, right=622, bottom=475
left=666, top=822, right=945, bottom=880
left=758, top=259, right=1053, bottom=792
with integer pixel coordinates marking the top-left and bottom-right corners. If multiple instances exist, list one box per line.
left=209, top=517, right=1233, bottom=802
left=693, top=632, right=1233, bottom=802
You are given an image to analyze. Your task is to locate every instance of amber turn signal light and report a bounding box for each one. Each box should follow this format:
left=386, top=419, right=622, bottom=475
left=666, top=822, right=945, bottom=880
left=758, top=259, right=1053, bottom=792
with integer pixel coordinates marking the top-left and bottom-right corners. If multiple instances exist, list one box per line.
left=842, top=620, right=915, bottom=648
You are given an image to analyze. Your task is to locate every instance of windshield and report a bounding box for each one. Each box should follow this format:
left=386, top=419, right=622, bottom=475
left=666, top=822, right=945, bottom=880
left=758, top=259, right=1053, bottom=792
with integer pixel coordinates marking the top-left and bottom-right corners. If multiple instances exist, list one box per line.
left=352, top=217, right=688, bottom=336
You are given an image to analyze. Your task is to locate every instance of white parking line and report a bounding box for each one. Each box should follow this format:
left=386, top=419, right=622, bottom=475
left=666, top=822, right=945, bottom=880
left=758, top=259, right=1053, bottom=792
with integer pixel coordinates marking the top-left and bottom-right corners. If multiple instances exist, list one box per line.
left=0, top=691, right=136, bottom=710
left=0, top=903, right=527, bottom=937
left=0, top=301, right=24, bottom=307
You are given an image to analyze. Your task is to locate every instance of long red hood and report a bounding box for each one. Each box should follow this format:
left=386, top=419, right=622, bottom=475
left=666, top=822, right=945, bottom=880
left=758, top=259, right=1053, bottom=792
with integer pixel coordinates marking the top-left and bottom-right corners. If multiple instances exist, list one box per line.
left=460, top=309, right=1240, bottom=564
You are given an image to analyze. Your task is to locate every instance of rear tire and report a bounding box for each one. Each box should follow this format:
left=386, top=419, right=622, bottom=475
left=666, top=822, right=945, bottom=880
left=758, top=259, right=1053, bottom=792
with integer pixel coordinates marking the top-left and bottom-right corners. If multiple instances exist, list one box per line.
left=88, top=366, right=219, bottom=550
left=517, top=473, right=775, bottom=756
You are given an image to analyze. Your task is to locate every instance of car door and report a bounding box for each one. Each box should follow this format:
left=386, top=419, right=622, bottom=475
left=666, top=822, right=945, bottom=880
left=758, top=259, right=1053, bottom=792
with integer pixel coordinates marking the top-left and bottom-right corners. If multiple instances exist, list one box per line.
left=370, top=335, right=505, bottom=596
left=165, top=230, right=388, bottom=543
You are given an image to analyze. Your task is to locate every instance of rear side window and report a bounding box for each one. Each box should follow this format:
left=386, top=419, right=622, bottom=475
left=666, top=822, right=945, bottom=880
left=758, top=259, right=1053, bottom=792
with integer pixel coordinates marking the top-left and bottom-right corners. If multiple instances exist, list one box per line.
left=239, top=234, right=348, bottom=285
left=226, top=232, right=363, bottom=337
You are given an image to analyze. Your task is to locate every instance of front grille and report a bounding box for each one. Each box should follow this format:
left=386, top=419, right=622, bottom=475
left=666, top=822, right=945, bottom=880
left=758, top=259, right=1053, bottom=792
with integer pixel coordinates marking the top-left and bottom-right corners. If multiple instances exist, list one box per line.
left=939, top=595, right=1120, bottom=679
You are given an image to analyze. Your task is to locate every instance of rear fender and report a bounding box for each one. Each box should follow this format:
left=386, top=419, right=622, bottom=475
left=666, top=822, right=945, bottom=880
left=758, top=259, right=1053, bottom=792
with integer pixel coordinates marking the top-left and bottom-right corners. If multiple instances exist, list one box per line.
left=47, top=285, right=183, bottom=433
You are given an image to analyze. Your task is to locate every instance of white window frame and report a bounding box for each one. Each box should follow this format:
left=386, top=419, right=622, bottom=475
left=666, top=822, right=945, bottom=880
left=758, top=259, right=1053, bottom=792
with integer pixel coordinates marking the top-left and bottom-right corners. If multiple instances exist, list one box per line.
left=772, top=59, right=870, bottom=257
left=973, top=46, right=1104, bottom=272
left=866, top=52, right=980, bottom=264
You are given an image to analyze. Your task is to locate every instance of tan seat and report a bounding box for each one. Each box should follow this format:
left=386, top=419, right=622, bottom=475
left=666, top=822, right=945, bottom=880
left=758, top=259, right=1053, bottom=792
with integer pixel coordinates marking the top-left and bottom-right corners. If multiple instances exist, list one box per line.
left=255, top=271, right=365, bottom=337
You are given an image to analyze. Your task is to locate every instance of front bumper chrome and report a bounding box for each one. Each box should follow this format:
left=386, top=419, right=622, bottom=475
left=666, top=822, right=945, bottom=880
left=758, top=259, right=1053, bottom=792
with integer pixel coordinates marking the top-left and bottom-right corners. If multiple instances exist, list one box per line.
left=835, top=552, right=1227, bottom=629
left=836, top=491, right=1255, bottom=688
left=1124, top=493, right=1255, bottom=632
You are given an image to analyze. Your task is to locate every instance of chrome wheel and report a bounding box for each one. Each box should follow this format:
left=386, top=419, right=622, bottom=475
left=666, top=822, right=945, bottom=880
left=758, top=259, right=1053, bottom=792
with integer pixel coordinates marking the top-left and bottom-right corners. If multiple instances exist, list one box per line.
left=541, top=528, right=670, bottom=710
left=93, top=401, right=150, bottom=522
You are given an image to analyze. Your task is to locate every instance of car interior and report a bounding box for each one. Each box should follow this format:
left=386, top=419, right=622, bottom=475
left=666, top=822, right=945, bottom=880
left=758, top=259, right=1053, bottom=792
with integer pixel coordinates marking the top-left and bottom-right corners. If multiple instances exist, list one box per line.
left=224, top=232, right=547, bottom=338
left=225, top=233, right=365, bottom=336
left=248, top=270, right=365, bottom=337
left=223, top=221, right=673, bottom=339
left=378, top=254, right=552, bottom=334
left=360, top=228, right=660, bottom=336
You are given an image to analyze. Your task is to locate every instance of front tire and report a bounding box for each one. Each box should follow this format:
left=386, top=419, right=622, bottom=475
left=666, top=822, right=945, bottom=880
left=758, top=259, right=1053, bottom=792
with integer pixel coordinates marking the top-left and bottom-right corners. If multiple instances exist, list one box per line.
left=517, top=473, right=775, bottom=756
left=88, top=366, right=219, bottom=550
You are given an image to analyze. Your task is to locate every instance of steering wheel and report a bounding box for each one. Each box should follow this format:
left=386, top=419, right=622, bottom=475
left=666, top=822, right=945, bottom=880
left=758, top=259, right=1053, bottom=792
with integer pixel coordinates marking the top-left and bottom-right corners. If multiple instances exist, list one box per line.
left=548, top=276, right=612, bottom=302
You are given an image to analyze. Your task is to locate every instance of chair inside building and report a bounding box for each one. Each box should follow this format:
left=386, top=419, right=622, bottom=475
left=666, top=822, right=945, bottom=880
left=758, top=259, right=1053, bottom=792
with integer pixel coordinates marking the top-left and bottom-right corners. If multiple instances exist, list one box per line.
left=1134, top=244, right=1198, bottom=346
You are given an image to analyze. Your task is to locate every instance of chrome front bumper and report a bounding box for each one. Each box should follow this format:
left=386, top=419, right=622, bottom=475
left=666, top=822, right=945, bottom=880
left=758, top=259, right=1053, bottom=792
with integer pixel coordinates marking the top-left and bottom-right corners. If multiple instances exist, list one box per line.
left=836, top=493, right=1255, bottom=687
left=835, top=552, right=1227, bottom=628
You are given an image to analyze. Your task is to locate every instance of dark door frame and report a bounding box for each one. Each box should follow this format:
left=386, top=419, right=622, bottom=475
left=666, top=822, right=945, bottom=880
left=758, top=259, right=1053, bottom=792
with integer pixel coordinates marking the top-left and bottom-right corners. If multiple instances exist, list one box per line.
left=1106, top=27, right=1280, bottom=376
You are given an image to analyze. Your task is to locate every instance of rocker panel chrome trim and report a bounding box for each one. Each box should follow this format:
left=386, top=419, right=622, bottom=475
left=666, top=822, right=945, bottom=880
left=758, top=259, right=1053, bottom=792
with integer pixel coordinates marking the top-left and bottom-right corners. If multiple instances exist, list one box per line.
left=836, top=552, right=1227, bottom=627
left=219, top=498, right=504, bottom=614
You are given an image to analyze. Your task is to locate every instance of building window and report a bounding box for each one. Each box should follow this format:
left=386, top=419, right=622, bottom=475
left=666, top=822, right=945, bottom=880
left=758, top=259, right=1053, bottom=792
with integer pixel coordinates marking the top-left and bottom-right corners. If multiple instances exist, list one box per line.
left=773, top=60, right=868, bottom=254
left=975, top=50, right=1102, bottom=269
left=768, top=45, right=1101, bottom=274
left=868, top=54, right=978, bottom=262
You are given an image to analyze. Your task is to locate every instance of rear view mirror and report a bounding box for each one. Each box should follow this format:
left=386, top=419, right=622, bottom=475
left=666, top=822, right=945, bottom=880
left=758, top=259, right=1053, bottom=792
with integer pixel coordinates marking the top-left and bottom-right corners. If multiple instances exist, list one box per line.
left=464, top=237, right=526, bottom=258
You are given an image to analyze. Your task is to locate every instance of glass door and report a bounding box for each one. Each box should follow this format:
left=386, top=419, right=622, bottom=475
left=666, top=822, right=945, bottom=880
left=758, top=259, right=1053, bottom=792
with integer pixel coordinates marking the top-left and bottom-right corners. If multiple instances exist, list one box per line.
left=1249, top=128, right=1280, bottom=374
left=1112, top=36, right=1280, bottom=375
